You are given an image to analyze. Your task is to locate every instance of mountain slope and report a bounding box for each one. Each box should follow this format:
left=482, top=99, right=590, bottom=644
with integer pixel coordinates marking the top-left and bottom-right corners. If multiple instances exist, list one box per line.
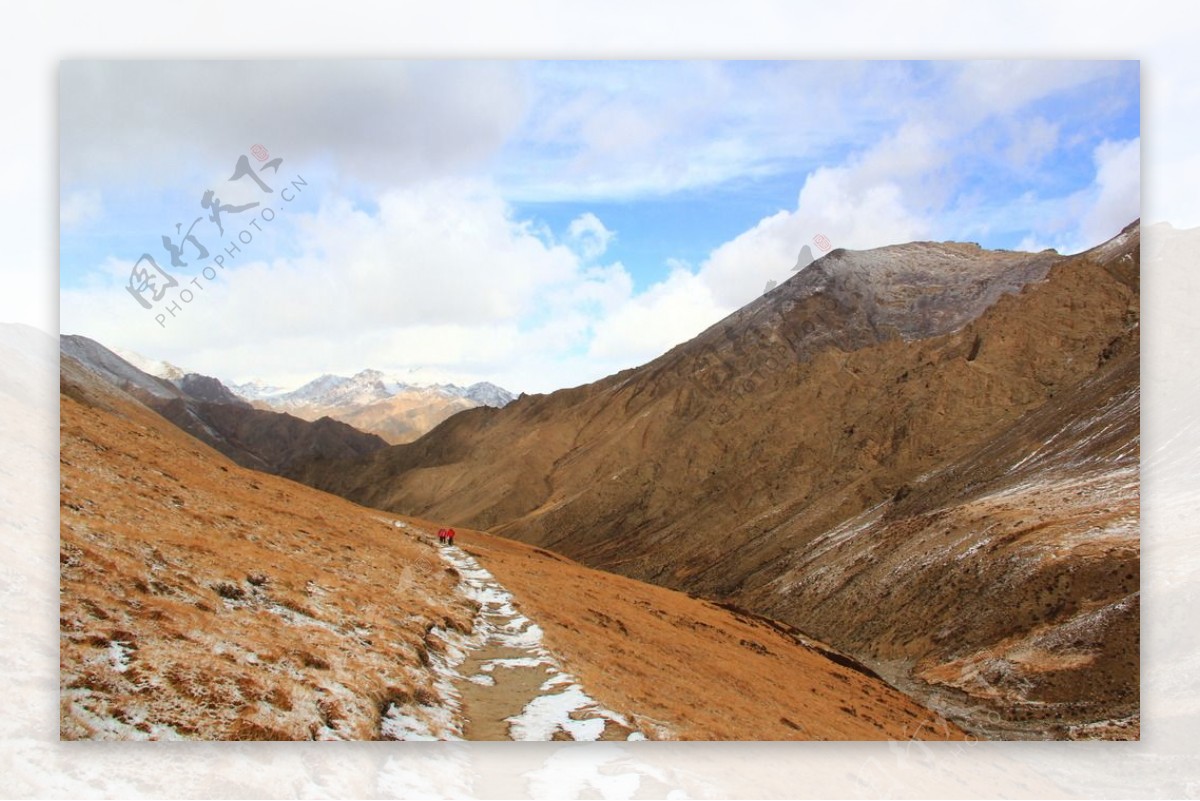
left=60, top=361, right=476, bottom=740
left=296, top=223, right=1140, bottom=737
left=60, top=352, right=962, bottom=740
left=60, top=335, right=388, bottom=476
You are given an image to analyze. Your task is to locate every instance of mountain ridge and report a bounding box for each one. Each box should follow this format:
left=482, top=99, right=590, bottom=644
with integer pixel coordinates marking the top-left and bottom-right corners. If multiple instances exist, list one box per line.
left=60, top=336, right=389, bottom=476
left=292, top=222, right=1141, bottom=738
left=101, top=345, right=516, bottom=445
left=237, top=368, right=516, bottom=444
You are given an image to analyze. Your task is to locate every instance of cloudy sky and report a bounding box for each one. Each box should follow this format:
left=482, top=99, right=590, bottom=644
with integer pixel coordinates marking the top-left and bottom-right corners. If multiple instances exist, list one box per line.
left=59, top=60, right=1140, bottom=393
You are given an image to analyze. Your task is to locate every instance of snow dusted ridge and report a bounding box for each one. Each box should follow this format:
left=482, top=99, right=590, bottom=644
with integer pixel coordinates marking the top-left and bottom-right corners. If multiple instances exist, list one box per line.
left=381, top=528, right=644, bottom=741
left=111, top=346, right=188, bottom=381
left=79, top=344, right=517, bottom=410
left=61, top=336, right=181, bottom=400
left=227, top=379, right=288, bottom=400
left=232, top=369, right=516, bottom=409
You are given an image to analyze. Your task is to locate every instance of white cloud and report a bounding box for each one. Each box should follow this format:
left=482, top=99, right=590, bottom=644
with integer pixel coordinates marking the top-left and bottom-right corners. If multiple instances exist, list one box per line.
left=689, top=132, right=938, bottom=312
left=950, top=61, right=1127, bottom=121
left=501, top=61, right=1134, bottom=203
left=997, top=136, right=1141, bottom=254
left=500, top=61, right=902, bottom=201
left=60, top=189, right=103, bottom=229
left=1076, top=137, right=1141, bottom=250
left=587, top=266, right=723, bottom=364
left=566, top=213, right=615, bottom=261
left=59, top=61, right=528, bottom=189
left=60, top=181, right=642, bottom=393
left=1003, top=116, right=1061, bottom=171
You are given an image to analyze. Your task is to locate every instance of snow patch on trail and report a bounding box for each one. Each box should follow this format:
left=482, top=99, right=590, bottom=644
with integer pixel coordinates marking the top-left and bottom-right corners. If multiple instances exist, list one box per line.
left=509, top=683, right=628, bottom=742
left=377, top=527, right=643, bottom=741
left=439, top=545, right=641, bottom=741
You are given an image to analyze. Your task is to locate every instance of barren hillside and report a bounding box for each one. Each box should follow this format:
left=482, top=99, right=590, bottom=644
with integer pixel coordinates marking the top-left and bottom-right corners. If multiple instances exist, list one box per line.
left=296, top=223, right=1141, bottom=737
left=60, top=361, right=473, bottom=740
left=61, top=336, right=389, bottom=476
left=60, top=358, right=961, bottom=740
left=275, top=391, right=477, bottom=445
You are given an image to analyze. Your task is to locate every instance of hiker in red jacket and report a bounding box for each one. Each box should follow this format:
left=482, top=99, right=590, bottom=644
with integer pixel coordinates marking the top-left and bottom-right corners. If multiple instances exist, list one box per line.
left=437, top=528, right=446, bottom=544
left=446, top=528, right=456, bottom=546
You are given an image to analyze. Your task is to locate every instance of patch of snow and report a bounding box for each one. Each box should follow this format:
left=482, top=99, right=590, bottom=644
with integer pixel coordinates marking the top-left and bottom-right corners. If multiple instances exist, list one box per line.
left=434, top=546, right=644, bottom=741
left=62, top=689, right=183, bottom=741
left=106, top=640, right=132, bottom=673
left=227, top=379, right=291, bottom=401
left=507, top=684, right=616, bottom=741
left=380, top=708, right=441, bottom=741
left=479, top=656, right=550, bottom=673
left=464, top=674, right=496, bottom=687
left=111, top=346, right=187, bottom=381
left=262, top=602, right=342, bottom=635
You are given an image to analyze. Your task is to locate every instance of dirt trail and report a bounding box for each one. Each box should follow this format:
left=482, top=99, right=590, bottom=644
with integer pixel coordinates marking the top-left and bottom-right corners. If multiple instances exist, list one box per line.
left=437, top=544, right=642, bottom=741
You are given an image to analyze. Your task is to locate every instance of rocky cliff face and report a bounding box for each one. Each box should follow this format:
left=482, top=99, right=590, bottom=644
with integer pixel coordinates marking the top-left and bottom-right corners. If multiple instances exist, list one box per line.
left=297, top=222, right=1140, bottom=738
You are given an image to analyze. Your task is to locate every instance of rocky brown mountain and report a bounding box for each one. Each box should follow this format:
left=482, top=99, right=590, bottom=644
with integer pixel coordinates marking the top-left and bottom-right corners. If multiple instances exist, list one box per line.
left=297, top=222, right=1141, bottom=738
left=60, top=336, right=389, bottom=476
left=238, top=370, right=515, bottom=444
left=59, top=340, right=962, bottom=740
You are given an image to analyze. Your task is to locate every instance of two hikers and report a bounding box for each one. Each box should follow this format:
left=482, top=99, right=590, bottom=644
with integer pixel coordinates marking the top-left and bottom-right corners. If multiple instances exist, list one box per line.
left=436, top=528, right=456, bottom=546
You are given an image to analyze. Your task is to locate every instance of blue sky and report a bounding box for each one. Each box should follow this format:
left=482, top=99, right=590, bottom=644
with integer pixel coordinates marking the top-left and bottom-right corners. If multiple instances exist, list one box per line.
left=60, top=60, right=1140, bottom=393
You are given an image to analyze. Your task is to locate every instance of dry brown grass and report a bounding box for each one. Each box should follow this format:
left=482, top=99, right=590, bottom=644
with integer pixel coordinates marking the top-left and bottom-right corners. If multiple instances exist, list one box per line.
left=455, top=531, right=966, bottom=741
left=61, top=365, right=966, bottom=741
left=60, top=374, right=475, bottom=740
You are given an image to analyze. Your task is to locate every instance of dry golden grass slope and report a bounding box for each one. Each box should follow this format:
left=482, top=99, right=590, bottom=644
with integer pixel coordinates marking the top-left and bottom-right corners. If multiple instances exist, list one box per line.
left=460, top=531, right=965, bottom=741
left=61, top=358, right=474, bottom=740
left=60, top=353, right=963, bottom=741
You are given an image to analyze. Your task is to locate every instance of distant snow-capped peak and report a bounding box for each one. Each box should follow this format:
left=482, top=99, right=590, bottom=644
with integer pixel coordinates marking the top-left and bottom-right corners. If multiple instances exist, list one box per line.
left=112, top=347, right=187, bottom=381
left=461, top=381, right=516, bottom=407
left=227, top=380, right=290, bottom=401
left=233, top=368, right=516, bottom=410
